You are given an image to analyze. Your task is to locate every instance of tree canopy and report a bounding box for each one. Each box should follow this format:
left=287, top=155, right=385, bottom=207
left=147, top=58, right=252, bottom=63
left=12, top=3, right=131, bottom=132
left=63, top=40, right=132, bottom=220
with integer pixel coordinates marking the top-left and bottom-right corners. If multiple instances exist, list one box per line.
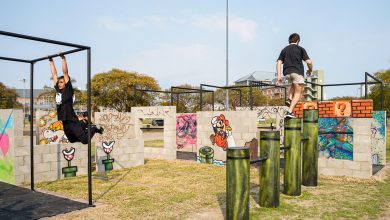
left=368, top=69, right=390, bottom=112
left=91, top=69, right=160, bottom=112
left=0, top=82, right=23, bottom=109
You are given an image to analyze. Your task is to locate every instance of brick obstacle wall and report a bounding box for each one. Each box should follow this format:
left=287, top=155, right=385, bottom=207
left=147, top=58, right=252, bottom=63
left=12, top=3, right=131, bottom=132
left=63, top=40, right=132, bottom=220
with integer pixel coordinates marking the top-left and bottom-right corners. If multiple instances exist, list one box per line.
left=293, top=99, right=373, bottom=118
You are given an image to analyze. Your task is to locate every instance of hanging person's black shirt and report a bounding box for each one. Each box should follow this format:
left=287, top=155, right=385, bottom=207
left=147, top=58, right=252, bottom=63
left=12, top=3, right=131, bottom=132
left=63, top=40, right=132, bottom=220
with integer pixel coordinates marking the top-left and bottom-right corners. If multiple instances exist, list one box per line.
left=277, top=44, right=310, bottom=76
left=54, top=78, right=78, bottom=122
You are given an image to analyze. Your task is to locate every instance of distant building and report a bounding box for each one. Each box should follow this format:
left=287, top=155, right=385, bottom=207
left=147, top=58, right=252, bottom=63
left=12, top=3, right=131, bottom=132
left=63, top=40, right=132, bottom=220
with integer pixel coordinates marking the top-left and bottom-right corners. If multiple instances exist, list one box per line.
left=303, top=70, right=324, bottom=101
left=234, top=70, right=325, bottom=101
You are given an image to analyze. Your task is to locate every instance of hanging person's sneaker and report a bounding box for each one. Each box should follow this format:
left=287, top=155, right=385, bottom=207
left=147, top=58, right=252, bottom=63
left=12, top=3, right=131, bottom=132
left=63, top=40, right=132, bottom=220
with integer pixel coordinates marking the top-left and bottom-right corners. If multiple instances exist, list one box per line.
left=285, top=111, right=296, bottom=118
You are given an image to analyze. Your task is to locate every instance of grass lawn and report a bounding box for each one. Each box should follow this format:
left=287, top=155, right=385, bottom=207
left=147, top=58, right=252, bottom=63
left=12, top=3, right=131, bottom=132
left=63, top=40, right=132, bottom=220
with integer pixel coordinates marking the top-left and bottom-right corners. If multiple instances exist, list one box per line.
left=35, top=126, right=390, bottom=219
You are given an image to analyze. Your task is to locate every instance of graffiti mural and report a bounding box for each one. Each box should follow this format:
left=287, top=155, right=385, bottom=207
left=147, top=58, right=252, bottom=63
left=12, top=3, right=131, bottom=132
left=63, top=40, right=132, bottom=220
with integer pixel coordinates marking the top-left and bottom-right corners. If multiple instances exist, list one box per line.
left=0, top=110, right=15, bottom=184
left=210, top=114, right=235, bottom=150
left=37, top=111, right=69, bottom=144
left=318, top=118, right=353, bottom=160
left=62, top=147, right=78, bottom=177
left=95, top=112, right=134, bottom=141
left=176, top=114, right=197, bottom=149
left=371, top=111, right=386, bottom=165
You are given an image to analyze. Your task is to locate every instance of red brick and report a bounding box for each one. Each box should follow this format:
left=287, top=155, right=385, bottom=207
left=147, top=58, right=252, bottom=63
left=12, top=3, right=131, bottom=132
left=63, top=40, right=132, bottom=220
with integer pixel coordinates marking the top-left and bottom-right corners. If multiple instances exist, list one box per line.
left=361, top=110, right=371, bottom=114
left=361, top=102, right=373, bottom=106
left=366, top=114, right=373, bottom=118
left=352, top=103, right=361, bottom=106
left=358, top=114, right=365, bottom=117
left=357, top=106, right=366, bottom=110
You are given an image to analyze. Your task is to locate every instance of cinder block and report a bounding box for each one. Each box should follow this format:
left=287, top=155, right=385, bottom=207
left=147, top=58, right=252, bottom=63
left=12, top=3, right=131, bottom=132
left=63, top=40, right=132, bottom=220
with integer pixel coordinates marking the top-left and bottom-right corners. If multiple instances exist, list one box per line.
left=118, top=154, right=130, bottom=162
left=353, top=153, right=371, bottom=162
left=318, top=158, right=327, bottom=168
left=359, top=162, right=372, bottom=171
left=42, top=154, right=58, bottom=162
left=344, top=160, right=360, bottom=170
left=34, top=163, right=51, bottom=173
left=319, top=167, right=336, bottom=176
left=327, top=158, right=344, bottom=169
left=334, top=168, right=353, bottom=177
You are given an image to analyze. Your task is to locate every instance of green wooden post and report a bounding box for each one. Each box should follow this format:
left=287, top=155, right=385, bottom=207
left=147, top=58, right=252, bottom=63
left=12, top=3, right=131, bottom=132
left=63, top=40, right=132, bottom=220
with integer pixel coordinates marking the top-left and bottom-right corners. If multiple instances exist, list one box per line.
left=283, top=118, right=302, bottom=196
left=259, top=131, right=280, bottom=208
left=226, top=147, right=250, bottom=220
left=302, top=109, right=319, bottom=186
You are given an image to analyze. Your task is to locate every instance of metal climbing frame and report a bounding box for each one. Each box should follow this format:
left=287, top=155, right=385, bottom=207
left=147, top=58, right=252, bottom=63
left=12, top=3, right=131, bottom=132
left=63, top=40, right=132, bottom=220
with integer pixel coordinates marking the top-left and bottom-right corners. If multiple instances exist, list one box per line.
left=0, top=30, right=94, bottom=206
left=305, top=72, right=384, bottom=110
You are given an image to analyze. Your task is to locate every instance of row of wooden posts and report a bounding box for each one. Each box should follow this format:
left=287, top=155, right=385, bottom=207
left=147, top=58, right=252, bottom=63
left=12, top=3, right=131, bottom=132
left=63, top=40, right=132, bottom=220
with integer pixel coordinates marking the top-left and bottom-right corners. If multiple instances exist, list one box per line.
left=226, top=109, right=319, bottom=220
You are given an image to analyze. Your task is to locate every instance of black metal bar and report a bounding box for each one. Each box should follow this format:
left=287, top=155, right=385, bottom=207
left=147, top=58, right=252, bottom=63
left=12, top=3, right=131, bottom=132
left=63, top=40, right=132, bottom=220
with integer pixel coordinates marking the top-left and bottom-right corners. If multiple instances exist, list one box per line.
left=170, top=90, right=173, bottom=105
left=171, top=86, right=213, bottom=93
left=366, top=72, right=382, bottom=83
left=133, top=87, right=137, bottom=107
left=250, top=154, right=268, bottom=164
left=320, top=85, right=324, bottom=101
left=365, top=73, right=368, bottom=99
left=249, top=81, right=253, bottom=110
left=212, top=91, right=215, bottom=111
left=324, top=82, right=377, bottom=87
left=0, top=30, right=89, bottom=49
left=0, top=56, right=31, bottom=63
left=380, top=82, right=384, bottom=110
left=176, top=93, right=179, bottom=111
left=239, top=90, right=242, bottom=107
left=30, top=63, right=34, bottom=191
left=31, top=48, right=86, bottom=63
left=87, top=49, right=93, bottom=206
left=200, top=85, right=203, bottom=111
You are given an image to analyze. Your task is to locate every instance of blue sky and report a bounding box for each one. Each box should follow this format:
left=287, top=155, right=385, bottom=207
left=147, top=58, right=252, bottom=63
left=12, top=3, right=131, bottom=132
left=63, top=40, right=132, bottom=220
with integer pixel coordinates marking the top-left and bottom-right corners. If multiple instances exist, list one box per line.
left=1, top=0, right=389, bottom=98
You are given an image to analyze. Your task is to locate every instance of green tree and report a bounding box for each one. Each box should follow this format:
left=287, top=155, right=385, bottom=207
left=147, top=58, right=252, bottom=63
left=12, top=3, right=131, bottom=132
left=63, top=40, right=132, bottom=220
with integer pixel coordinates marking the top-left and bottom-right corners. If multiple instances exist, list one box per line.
left=0, top=82, right=23, bottom=109
left=91, top=69, right=160, bottom=112
left=213, top=87, right=268, bottom=109
left=368, top=69, right=390, bottom=112
left=170, top=84, right=201, bottom=113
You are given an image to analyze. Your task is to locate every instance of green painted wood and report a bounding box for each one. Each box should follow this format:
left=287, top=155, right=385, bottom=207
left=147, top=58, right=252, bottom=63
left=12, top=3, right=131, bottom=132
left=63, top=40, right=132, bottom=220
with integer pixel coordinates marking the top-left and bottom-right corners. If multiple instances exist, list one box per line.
left=302, top=109, right=319, bottom=186
left=259, top=131, right=280, bottom=208
left=283, top=118, right=302, bottom=196
left=226, top=147, right=250, bottom=220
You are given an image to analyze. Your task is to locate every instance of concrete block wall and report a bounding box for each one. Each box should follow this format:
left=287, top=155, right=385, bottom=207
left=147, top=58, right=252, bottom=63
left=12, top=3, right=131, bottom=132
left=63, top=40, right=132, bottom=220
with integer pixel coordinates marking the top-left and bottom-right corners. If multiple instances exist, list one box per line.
left=0, top=109, right=23, bottom=185
left=95, top=112, right=144, bottom=172
left=132, top=106, right=176, bottom=160
left=196, top=111, right=257, bottom=161
left=318, top=118, right=373, bottom=178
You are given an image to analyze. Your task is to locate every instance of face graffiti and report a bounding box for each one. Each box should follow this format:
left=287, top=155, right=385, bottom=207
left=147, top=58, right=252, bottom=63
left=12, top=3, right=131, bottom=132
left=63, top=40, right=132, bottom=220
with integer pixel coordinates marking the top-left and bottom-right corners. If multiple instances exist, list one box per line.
left=210, top=114, right=234, bottom=150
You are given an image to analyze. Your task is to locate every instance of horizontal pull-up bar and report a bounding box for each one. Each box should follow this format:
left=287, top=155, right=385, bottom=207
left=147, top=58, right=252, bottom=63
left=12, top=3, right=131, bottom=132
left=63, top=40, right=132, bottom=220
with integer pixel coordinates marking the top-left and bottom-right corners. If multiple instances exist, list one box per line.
left=31, top=48, right=86, bottom=63
left=171, top=86, right=213, bottom=93
left=0, top=56, right=31, bottom=63
left=0, top=30, right=89, bottom=49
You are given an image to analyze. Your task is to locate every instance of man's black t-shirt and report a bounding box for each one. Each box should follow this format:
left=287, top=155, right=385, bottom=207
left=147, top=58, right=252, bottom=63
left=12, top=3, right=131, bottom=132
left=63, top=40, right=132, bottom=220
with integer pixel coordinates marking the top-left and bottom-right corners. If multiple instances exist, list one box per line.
left=54, top=78, right=78, bottom=122
left=277, top=44, right=309, bottom=76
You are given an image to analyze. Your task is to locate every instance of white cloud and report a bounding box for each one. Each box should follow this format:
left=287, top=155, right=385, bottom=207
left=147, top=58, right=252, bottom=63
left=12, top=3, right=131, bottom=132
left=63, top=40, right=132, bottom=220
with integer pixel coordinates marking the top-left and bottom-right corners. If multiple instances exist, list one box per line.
left=124, top=43, right=225, bottom=87
left=191, top=14, right=257, bottom=42
left=96, top=14, right=257, bottom=41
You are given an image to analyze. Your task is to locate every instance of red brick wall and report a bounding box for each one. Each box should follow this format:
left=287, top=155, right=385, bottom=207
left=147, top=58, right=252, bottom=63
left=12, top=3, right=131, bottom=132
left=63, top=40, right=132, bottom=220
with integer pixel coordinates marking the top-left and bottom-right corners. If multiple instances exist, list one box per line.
left=351, top=100, right=373, bottom=118
left=292, top=102, right=303, bottom=118
left=318, top=101, right=336, bottom=118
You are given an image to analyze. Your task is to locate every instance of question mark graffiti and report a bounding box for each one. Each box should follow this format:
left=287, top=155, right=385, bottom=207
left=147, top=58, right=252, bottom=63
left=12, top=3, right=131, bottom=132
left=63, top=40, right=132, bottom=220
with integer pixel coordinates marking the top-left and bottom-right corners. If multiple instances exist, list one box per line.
left=337, top=103, right=346, bottom=116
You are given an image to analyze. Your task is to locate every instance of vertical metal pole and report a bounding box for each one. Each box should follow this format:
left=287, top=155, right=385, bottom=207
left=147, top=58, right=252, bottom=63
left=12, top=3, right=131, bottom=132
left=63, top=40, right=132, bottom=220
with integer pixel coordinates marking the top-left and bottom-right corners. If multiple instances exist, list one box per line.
left=30, top=63, right=34, bottom=191
left=249, top=81, right=253, bottom=110
left=212, top=92, right=215, bottom=111
left=365, top=73, right=368, bottom=99
left=87, top=49, right=93, bottom=206
left=176, top=93, right=179, bottom=112
left=380, top=82, right=384, bottom=110
left=170, top=91, right=173, bottom=106
left=225, top=0, right=229, bottom=111
left=239, top=90, right=242, bottom=107
left=133, top=86, right=137, bottom=107
left=200, top=85, right=203, bottom=111
left=321, top=86, right=324, bottom=101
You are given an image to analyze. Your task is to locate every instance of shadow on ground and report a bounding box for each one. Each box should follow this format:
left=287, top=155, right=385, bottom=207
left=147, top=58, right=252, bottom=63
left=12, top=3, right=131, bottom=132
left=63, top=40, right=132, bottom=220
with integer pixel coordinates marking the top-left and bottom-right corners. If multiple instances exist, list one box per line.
left=0, top=181, right=89, bottom=219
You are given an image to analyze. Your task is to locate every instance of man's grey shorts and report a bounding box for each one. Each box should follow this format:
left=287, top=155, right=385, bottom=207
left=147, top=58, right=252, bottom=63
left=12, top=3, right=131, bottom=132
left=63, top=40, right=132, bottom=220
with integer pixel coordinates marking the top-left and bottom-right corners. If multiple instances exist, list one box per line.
left=285, top=73, right=304, bottom=84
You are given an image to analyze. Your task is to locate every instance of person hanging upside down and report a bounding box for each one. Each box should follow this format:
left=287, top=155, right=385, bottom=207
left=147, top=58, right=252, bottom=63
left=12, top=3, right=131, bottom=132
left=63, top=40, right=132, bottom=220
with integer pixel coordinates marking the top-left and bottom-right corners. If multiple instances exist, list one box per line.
left=49, top=53, right=103, bottom=144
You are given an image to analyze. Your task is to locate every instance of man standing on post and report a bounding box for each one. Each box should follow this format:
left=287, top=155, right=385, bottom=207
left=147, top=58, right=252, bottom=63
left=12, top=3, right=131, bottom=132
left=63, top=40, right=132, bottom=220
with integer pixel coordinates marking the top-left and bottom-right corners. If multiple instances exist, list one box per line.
left=49, top=53, right=103, bottom=144
left=277, top=33, right=313, bottom=118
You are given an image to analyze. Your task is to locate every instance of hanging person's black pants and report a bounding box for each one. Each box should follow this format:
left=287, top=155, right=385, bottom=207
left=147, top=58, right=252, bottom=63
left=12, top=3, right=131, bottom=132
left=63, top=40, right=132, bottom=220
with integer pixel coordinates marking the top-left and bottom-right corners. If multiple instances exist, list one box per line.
left=62, top=120, right=99, bottom=144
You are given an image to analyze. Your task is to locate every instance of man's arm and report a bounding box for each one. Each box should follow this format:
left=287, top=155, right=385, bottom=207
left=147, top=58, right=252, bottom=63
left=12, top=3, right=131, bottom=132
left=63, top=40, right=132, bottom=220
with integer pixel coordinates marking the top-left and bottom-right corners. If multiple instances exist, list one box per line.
left=49, top=57, right=58, bottom=84
left=276, top=60, right=283, bottom=85
left=305, top=59, right=313, bottom=76
left=58, top=53, right=70, bottom=84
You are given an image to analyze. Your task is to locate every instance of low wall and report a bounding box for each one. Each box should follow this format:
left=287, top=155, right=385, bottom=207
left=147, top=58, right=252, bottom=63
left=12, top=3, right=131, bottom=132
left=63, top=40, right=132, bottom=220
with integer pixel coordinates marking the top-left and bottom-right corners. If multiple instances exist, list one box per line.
left=95, top=111, right=144, bottom=172
left=196, top=111, right=257, bottom=162
left=132, top=106, right=176, bottom=160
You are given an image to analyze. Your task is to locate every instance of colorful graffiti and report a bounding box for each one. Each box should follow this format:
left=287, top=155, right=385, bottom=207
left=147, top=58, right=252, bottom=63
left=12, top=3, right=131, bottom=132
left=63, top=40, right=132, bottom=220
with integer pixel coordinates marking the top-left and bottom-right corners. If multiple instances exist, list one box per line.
left=0, top=110, right=15, bottom=184
left=176, top=114, right=197, bottom=149
left=371, top=111, right=386, bottom=165
left=62, top=147, right=77, bottom=177
left=210, top=114, right=235, bottom=150
left=37, top=111, right=69, bottom=144
left=318, top=118, right=353, bottom=160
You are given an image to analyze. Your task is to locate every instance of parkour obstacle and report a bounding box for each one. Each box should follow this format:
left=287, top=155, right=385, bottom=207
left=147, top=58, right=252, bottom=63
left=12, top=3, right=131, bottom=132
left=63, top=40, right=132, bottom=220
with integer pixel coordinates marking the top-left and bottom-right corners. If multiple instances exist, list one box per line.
left=226, top=109, right=319, bottom=220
